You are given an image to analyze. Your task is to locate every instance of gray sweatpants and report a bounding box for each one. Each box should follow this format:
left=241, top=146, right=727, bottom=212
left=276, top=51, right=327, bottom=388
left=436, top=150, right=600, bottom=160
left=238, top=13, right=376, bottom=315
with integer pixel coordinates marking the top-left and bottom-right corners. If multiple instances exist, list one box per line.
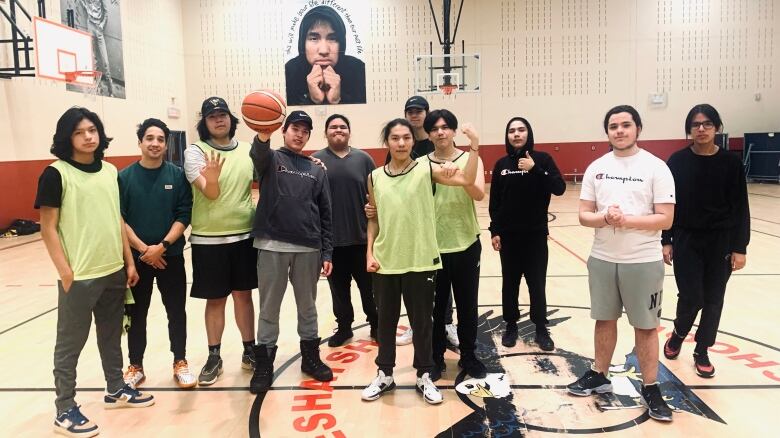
left=256, top=250, right=321, bottom=347
left=54, top=269, right=126, bottom=413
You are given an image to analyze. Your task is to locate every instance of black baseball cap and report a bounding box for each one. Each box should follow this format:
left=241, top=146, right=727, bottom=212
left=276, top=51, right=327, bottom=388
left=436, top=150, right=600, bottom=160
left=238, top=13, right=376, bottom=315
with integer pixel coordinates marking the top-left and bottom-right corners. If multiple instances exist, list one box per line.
left=201, top=96, right=231, bottom=117
left=283, top=110, right=313, bottom=131
left=404, top=95, right=429, bottom=112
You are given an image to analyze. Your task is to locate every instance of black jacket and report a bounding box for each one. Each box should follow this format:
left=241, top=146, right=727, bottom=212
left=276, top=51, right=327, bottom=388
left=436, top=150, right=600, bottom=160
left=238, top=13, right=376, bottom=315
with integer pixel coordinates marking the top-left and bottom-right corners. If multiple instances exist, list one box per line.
left=250, top=138, right=333, bottom=261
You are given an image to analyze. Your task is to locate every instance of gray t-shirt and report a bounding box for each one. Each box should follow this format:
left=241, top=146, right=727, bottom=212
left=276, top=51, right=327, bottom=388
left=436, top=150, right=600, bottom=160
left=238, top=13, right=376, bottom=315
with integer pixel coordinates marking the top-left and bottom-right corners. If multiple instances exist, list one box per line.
left=312, top=147, right=376, bottom=247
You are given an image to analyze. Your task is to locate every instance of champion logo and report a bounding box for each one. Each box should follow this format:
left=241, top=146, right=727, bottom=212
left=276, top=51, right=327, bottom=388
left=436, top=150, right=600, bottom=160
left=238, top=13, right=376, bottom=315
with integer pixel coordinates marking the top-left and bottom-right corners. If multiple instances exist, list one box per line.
left=501, top=169, right=527, bottom=176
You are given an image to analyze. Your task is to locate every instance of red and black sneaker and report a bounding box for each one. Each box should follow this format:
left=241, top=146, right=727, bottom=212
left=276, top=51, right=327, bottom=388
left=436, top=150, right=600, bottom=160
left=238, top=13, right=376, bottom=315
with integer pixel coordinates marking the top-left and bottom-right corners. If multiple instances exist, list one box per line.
left=663, top=333, right=683, bottom=360
left=694, top=352, right=715, bottom=378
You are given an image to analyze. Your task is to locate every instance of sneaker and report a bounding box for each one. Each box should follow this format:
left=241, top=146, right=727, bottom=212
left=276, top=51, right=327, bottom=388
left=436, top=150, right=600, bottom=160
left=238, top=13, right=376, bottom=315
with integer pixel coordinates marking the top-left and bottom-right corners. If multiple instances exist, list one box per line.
left=567, top=369, right=612, bottom=396
left=328, top=327, right=354, bottom=347
left=664, top=332, right=684, bottom=360
left=173, top=359, right=197, bottom=388
left=641, top=383, right=673, bottom=422
left=123, top=364, right=145, bottom=388
left=458, top=355, right=487, bottom=379
left=396, top=327, right=413, bottom=346
left=53, top=405, right=99, bottom=437
left=242, top=349, right=256, bottom=371
left=416, top=372, right=443, bottom=405
left=429, top=358, right=446, bottom=382
left=361, top=370, right=396, bottom=401
left=445, top=324, right=460, bottom=347
left=502, top=323, right=518, bottom=348
left=198, top=354, right=223, bottom=386
left=104, top=384, right=155, bottom=409
left=694, top=352, right=715, bottom=378
left=534, top=327, right=555, bottom=352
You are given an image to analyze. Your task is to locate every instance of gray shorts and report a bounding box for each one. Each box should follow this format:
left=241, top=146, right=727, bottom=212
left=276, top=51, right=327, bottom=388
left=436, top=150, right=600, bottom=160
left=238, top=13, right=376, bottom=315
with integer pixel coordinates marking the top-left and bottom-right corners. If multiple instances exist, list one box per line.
left=587, top=257, right=664, bottom=329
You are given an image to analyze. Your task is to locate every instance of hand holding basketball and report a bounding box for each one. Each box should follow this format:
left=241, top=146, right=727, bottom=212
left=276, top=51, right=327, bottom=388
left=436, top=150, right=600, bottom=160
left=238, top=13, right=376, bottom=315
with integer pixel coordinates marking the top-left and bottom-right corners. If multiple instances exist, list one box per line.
left=241, top=90, right=287, bottom=134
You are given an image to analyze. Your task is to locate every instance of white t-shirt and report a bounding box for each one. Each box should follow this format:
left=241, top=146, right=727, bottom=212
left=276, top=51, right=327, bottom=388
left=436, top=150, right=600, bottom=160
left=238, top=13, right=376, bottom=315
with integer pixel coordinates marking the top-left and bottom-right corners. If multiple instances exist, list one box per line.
left=580, top=148, right=675, bottom=263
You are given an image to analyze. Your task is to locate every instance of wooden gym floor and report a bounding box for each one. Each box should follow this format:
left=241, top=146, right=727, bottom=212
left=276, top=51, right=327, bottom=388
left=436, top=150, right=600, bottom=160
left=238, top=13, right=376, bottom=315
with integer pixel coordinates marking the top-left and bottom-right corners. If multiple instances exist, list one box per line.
left=1, top=183, right=779, bottom=437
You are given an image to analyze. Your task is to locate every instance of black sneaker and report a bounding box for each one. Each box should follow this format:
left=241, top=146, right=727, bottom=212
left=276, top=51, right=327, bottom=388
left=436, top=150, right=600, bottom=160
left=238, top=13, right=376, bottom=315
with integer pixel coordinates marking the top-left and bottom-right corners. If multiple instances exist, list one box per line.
left=241, top=349, right=256, bottom=371
left=327, top=328, right=354, bottom=347
left=458, top=355, right=487, bottom=379
left=641, top=383, right=673, bottom=422
left=429, top=358, right=446, bottom=382
left=567, top=369, right=612, bottom=396
left=534, top=327, right=555, bottom=351
left=502, top=323, right=518, bottom=348
left=694, top=352, right=715, bottom=378
left=198, top=354, right=223, bottom=386
left=663, top=332, right=684, bottom=359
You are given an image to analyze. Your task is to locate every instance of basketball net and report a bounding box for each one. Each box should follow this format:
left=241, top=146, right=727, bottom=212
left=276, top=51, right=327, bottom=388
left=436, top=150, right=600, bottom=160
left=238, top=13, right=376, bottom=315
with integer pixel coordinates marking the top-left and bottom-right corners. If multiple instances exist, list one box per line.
left=438, top=83, right=458, bottom=96
left=63, top=70, right=102, bottom=101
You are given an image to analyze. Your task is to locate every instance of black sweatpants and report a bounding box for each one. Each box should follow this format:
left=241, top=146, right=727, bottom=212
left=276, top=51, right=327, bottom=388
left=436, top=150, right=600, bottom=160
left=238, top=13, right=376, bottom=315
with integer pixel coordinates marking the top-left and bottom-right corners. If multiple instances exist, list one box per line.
left=500, top=233, right=549, bottom=326
left=327, top=244, right=377, bottom=329
left=127, top=255, right=187, bottom=364
left=433, top=239, right=481, bottom=360
left=672, top=229, right=733, bottom=349
left=373, top=270, right=436, bottom=377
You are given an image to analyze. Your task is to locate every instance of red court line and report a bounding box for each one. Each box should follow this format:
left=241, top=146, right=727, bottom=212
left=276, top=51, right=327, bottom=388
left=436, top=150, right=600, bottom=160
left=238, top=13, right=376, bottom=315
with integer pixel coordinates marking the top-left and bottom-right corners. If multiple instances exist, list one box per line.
left=548, top=234, right=587, bottom=264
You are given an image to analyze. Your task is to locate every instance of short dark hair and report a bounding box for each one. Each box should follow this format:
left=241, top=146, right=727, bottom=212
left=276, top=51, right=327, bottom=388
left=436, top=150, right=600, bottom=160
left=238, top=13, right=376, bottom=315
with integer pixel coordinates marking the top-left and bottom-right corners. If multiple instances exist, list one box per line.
left=684, top=104, right=723, bottom=135
left=380, top=118, right=414, bottom=145
left=325, top=114, right=350, bottom=131
left=603, top=105, right=642, bottom=133
left=50, top=107, right=112, bottom=160
left=423, top=109, right=458, bottom=133
left=136, top=118, right=170, bottom=142
left=196, top=111, right=239, bottom=141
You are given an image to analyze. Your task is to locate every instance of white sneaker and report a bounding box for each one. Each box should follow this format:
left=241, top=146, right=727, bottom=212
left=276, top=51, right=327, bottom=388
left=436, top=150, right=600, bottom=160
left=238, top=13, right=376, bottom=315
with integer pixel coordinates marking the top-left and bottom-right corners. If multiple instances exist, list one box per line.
left=362, top=370, right=396, bottom=401
left=445, top=324, right=460, bottom=347
left=123, top=365, right=145, bottom=388
left=173, top=359, right=198, bottom=389
left=395, top=328, right=413, bottom=346
left=416, top=372, right=443, bottom=404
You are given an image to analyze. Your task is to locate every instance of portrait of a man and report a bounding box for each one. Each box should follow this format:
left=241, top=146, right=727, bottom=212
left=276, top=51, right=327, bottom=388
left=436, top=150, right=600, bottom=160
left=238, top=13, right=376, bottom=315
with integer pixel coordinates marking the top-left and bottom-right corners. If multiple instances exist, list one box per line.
left=285, top=6, right=366, bottom=105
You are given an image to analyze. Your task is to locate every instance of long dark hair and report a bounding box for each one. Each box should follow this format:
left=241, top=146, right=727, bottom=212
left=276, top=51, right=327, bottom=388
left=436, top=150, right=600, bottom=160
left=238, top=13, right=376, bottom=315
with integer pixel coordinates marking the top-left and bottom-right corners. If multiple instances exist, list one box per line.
left=380, top=118, right=414, bottom=145
left=684, top=104, right=723, bottom=136
left=196, top=112, right=239, bottom=142
left=50, top=107, right=112, bottom=160
left=504, top=116, right=535, bottom=158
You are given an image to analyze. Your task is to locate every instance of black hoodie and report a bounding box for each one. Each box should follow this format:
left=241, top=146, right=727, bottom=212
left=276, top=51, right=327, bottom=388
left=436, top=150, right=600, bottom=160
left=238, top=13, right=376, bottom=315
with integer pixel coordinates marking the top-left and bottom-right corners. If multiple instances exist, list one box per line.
left=488, top=117, right=566, bottom=238
left=284, top=6, right=366, bottom=105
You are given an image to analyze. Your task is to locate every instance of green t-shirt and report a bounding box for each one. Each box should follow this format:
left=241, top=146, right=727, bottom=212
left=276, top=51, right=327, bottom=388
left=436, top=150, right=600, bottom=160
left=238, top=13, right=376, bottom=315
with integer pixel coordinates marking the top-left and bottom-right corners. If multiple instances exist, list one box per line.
left=421, top=153, right=480, bottom=253
left=190, top=140, right=255, bottom=237
left=118, top=161, right=192, bottom=256
left=50, top=160, right=124, bottom=280
left=371, top=161, right=441, bottom=274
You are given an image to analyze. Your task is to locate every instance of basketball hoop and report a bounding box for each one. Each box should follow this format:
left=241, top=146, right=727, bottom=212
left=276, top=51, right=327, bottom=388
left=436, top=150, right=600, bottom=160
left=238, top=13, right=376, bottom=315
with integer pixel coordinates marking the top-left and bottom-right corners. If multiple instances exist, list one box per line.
left=63, top=70, right=102, bottom=100
left=438, top=83, right=458, bottom=96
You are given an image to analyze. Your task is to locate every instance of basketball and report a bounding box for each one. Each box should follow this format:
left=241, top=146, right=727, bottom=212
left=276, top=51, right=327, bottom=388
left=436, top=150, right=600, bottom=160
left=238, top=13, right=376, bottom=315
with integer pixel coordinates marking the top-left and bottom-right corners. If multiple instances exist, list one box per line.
left=241, top=90, right=286, bottom=133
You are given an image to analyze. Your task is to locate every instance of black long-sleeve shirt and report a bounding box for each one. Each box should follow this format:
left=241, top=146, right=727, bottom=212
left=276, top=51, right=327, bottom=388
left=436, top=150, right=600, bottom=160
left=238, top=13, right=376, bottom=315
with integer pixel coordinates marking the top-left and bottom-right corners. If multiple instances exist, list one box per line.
left=661, top=146, right=750, bottom=254
left=489, top=151, right=566, bottom=238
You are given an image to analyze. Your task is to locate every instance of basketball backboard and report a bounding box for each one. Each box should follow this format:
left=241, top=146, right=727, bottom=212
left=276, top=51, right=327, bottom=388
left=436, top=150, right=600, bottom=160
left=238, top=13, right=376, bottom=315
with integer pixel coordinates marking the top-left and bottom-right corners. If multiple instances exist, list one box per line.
left=414, top=53, right=481, bottom=95
left=32, top=16, right=93, bottom=84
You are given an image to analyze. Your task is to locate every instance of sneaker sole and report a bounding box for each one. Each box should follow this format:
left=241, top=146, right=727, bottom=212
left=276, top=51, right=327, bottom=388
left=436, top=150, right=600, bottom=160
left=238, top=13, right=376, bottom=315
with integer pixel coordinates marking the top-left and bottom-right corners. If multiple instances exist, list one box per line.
left=567, top=384, right=613, bottom=396
left=640, top=401, right=674, bottom=422
left=53, top=424, right=99, bottom=438
left=198, top=366, right=224, bottom=386
left=175, top=377, right=198, bottom=389
left=104, top=398, right=155, bottom=409
left=416, top=385, right=443, bottom=405
left=361, top=381, right=396, bottom=401
left=695, top=368, right=715, bottom=378
left=663, top=350, right=681, bottom=360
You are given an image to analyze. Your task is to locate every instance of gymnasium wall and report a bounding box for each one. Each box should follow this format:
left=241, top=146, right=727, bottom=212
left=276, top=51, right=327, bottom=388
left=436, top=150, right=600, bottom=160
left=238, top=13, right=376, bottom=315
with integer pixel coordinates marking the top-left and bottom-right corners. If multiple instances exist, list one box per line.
left=0, top=0, right=188, bottom=227
left=1, top=0, right=779, bottom=228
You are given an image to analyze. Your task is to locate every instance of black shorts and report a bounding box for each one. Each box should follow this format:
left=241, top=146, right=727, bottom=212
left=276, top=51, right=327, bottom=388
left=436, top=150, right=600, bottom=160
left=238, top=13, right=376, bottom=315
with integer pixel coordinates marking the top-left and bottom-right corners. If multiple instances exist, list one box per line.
left=190, top=239, right=258, bottom=299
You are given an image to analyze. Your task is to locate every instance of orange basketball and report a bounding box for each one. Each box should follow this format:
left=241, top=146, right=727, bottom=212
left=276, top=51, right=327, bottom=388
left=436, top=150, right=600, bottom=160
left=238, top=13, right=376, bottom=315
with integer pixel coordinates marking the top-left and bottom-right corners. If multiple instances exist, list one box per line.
left=241, top=90, right=287, bottom=133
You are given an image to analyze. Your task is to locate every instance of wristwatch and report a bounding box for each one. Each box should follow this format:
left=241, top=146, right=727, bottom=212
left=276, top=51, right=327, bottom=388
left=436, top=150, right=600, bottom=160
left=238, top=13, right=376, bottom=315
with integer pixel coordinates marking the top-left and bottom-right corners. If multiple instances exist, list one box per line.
left=161, top=240, right=171, bottom=249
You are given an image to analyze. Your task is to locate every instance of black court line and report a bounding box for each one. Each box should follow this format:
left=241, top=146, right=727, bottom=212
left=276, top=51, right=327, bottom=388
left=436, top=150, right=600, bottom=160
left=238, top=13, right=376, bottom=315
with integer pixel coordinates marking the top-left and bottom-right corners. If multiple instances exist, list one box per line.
left=5, top=383, right=780, bottom=393
left=752, top=217, right=780, bottom=226
left=749, top=191, right=780, bottom=199
left=752, top=229, right=780, bottom=240
left=0, top=306, right=57, bottom=336
left=0, top=237, right=42, bottom=251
